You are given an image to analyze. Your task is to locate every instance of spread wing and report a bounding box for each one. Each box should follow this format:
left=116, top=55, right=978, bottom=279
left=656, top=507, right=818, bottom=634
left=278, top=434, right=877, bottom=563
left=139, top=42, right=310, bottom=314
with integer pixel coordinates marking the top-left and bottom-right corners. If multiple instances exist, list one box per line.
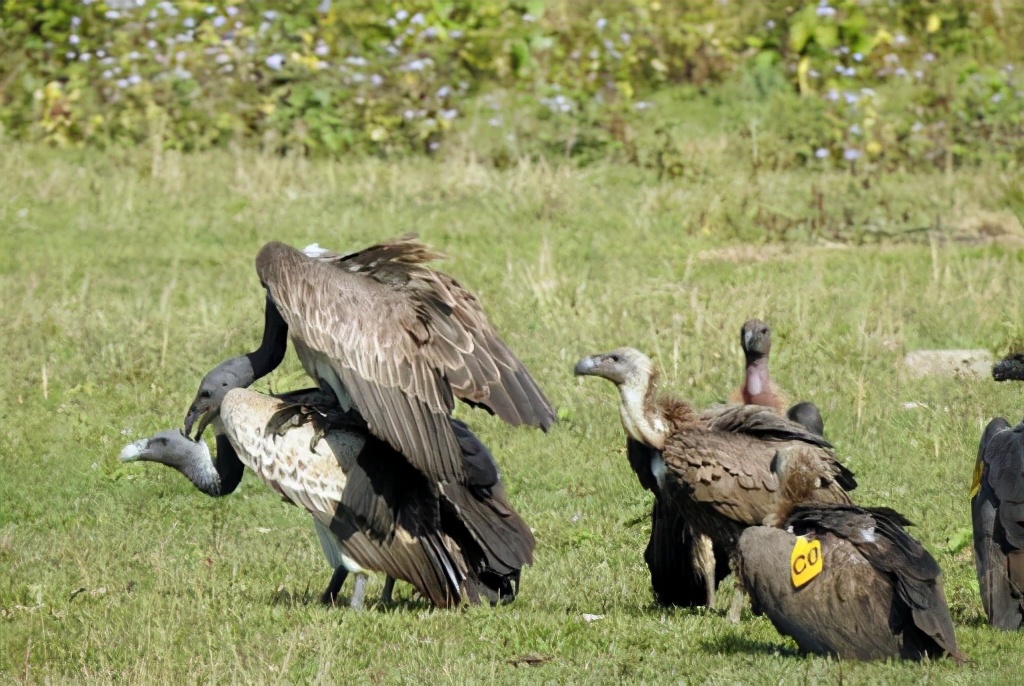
left=255, top=239, right=555, bottom=481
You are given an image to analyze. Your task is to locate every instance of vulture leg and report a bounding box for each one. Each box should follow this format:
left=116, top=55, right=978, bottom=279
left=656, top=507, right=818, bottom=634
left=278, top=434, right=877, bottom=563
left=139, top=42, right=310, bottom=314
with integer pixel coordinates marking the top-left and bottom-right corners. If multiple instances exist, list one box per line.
left=694, top=533, right=717, bottom=607
left=727, top=578, right=749, bottom=624
left=266, top=404, right=306, bottom=437
left=321, top=565, right=348, bottom=605
left=381, top=576, right=396, bottom=604
left=349, top=573, right=368, bottom=611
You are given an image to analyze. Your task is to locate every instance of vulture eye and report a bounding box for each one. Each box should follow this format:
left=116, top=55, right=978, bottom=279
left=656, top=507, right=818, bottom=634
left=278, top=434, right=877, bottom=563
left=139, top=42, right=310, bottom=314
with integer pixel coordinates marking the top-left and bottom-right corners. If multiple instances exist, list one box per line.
left=199, top=389, right=212, bottom=400
left=610, top=354, right=621, bottom=362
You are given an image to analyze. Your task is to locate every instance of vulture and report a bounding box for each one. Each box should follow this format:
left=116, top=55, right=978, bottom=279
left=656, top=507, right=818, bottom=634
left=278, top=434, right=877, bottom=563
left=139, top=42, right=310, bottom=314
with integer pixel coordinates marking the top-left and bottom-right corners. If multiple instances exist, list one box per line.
left=729, top=319, right=825, bottom=436
left=122, top=387, right=533, bottom=608
left=738, top=445, right=964, bottom=662
left=972, top=351, right=1024, bottom=629
left=574, top=347, right=855, bottom=614
left=138, top=235, right=553, bottom=606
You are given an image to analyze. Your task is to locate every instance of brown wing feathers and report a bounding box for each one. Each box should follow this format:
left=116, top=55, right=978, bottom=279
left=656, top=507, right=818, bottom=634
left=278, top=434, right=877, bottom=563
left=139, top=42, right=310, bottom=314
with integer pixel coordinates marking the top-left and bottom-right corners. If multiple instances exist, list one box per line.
left=256, top=240, right=554, bottom=481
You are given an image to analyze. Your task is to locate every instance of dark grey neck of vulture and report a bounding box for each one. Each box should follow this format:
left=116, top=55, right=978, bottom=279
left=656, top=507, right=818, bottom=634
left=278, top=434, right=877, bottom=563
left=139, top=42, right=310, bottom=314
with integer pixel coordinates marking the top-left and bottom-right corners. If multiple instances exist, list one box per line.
left=247, top=295, right=289, bottom=379
left=120, top=430, right=244, bottom=497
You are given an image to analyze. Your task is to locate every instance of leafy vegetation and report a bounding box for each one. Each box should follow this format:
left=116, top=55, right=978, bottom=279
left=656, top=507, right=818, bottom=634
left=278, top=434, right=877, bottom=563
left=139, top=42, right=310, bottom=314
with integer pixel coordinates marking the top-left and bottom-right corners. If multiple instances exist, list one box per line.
left=1, top=146, right=1023, bottom=682
left=2, top=1, right=1023, bottom=168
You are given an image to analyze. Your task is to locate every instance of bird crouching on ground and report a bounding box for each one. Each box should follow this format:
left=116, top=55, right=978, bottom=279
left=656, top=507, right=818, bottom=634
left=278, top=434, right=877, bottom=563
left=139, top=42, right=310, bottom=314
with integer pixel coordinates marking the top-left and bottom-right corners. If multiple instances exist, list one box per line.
left=737, top=445, right=965, bottom=662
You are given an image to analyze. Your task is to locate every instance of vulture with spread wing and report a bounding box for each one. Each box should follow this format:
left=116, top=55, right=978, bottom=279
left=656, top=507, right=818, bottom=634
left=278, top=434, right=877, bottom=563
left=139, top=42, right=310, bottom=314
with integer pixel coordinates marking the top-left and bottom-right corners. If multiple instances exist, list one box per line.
left=131, top=236, right=553, bottom=606
left=122, top=386, right=533, bottom=607
left=728, top=319, right=825, bottom=436
left=575, top=347, right=855, bottom=613
left=738, top=445, right=964, bottom=662
left=972, top=351, right=1024, bottom=630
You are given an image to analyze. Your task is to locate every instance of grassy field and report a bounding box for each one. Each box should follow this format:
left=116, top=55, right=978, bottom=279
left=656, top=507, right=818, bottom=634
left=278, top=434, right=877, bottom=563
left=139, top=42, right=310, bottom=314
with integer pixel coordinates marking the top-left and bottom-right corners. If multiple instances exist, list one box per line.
left=2, top=143, right=1024, bottom=684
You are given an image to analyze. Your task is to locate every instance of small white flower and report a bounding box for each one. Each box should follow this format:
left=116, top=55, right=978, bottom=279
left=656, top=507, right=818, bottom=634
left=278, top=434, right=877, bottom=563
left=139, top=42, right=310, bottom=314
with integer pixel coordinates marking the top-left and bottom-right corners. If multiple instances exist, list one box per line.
left=79, top=52, right=91, bottom=61
left=410, top=12, right=425, bottom=25
left=440, top=108, right=458, bottom=120
left=346, top=55, right=368, bottom=67
left=815, top=147, right=830, bottom=159
left=116, top=78, right=129, bottom=88
left=226, top=5, right=239, bottom=17
left=488, top=116, right=502, bottom=127
left=843, top=148, right=861, bottom=161
left=69, top=34, right=80, bottom=45
left=128, top=74, right=141, bottom=85
left=435, top=85, right=451, bottom=99
left=183, top=17, right=195, bottom=28
left=213, top=16, right=226, bottom=28
left=369, top=74, right=382, bottom=86
left=816, top=5, right=837, bottom=18
left=595, top=17, right=607, bottom=30
left=852, top=52, right=863, bottom=62
left=315, top=44, right=329, bottom=56
left=923, top=52, right=935, bottom=62
left=395, top=9, right=409, bottom=21
left=265, top=53, right=285, bottom=70
left=264, top=10, right=278, bottom=20
left=521, top=14, right=535, bottom=23
left=106, top=10, right=121, bottom=20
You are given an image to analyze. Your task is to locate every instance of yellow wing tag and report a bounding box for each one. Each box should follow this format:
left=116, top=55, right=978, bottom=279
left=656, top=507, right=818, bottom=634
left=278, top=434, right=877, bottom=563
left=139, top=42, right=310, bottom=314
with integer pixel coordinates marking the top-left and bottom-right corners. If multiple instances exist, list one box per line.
left=791, top=536, right=823, bottom=588
left=970, top=460, right=983, bottom=499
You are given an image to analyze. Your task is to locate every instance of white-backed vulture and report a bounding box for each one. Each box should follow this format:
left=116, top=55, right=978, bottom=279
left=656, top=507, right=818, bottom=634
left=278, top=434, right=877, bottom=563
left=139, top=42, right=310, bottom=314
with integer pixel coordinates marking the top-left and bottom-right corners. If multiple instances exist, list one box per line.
left=738, top=445, right=964, bottom=662
left=574, top=347, right=855, bottom=612
left=173, top=235, right=553, bottom=604
left=122, top=386, right=534, bottom=608
left=728, top=319, right=825, bottom=437
left=972, top=351, right=1024, bottom=630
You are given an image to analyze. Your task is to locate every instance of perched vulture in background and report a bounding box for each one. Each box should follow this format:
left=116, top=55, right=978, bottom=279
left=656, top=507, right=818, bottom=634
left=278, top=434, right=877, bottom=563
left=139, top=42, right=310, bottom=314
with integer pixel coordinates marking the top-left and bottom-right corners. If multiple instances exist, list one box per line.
left=127, top=235, right=555, bottom=606
left=739, top=445, right=964, bottom=662
left=972, top=352, right=1024, bottom=630
left=729, top=319, right=825, bottom=437
left=122, top=388, right=534, bottom=608
left=575, top=347, right=855, bottom=614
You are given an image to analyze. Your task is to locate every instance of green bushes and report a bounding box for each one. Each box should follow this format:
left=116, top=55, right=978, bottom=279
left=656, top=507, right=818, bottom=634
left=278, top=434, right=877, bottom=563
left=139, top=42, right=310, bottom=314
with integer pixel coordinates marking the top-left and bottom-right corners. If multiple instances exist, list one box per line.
left=0, top=0, right=1021, bottom=169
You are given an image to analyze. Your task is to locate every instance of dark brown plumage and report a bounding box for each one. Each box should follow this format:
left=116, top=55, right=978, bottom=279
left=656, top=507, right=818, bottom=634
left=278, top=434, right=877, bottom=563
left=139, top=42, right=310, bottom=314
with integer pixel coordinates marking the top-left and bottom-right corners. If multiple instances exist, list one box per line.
left=729, top=319, right=826, bottom=437
left=254, top=237, right=556, bottom=482
left=973, top=351, right=1024, bottom=630
left=738, top=446, right=964, bottom=662
left=575, top=348, right=855, bottom=610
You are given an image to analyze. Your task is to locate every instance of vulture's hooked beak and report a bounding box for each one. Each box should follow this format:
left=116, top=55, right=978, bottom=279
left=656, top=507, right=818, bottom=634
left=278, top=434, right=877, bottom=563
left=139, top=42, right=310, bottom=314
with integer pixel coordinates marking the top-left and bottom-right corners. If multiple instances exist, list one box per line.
left=573, top=356, right=599, bottom=377
left=184, top=400, right=217, bottom=440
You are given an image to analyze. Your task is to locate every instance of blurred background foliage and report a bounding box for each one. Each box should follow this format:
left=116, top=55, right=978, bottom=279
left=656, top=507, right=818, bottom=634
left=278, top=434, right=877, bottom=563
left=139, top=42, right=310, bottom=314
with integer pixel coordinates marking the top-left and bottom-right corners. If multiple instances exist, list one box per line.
left=1, top=0, right=1022, bottom=170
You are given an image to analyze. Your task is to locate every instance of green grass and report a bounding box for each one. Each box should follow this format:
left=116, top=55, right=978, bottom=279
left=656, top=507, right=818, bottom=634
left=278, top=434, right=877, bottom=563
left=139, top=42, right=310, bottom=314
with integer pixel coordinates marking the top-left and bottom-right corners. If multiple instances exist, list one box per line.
left=2, top=143, right=1024, bottom=684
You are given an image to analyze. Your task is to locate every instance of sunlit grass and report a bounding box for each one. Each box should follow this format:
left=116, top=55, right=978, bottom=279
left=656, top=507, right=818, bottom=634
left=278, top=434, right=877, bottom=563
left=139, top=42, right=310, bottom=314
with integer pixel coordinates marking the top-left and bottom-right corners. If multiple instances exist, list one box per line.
left=1, top=145, right=1023, bottom=683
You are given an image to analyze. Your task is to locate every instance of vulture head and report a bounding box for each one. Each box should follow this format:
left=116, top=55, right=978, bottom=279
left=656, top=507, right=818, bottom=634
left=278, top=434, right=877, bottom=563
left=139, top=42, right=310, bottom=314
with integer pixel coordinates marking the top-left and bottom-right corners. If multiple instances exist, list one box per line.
left=119, top=429, right=222, bottom=496
left=184, top=356, right=256, bottom=439
left=574, top=347, right=653, bottom=387
left=575, top=347, right=673, bottom=448
left=993, top=351, right=1024, bottom=382
left=740, top=319, right=772, bottom=362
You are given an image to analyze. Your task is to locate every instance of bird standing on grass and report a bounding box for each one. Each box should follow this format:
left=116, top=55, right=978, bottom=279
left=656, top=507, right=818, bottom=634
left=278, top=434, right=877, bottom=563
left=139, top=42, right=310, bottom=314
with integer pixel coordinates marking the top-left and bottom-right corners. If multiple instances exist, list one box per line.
left=122, top=387, right=533, bottom=608
left=738, top=445, right=964, bottom=662
left=574, top=347, right=855, bottom=615
left=123, top=235, right=554, bottom=608
left=971, top=351, right=1024, bottom=630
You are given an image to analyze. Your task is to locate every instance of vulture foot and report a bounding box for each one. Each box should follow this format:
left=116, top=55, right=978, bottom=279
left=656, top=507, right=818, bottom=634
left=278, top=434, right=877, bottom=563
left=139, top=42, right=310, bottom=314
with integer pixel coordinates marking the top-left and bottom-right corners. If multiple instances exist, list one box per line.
left=266, top=405, right=308, bottom=437
left=381, top=576, right=396, bottom=605
left=349, top=573, right=368, bottom=611
left=320, top=565, right=349, bottom=606
left=727, top=587, right=748, bottom=624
